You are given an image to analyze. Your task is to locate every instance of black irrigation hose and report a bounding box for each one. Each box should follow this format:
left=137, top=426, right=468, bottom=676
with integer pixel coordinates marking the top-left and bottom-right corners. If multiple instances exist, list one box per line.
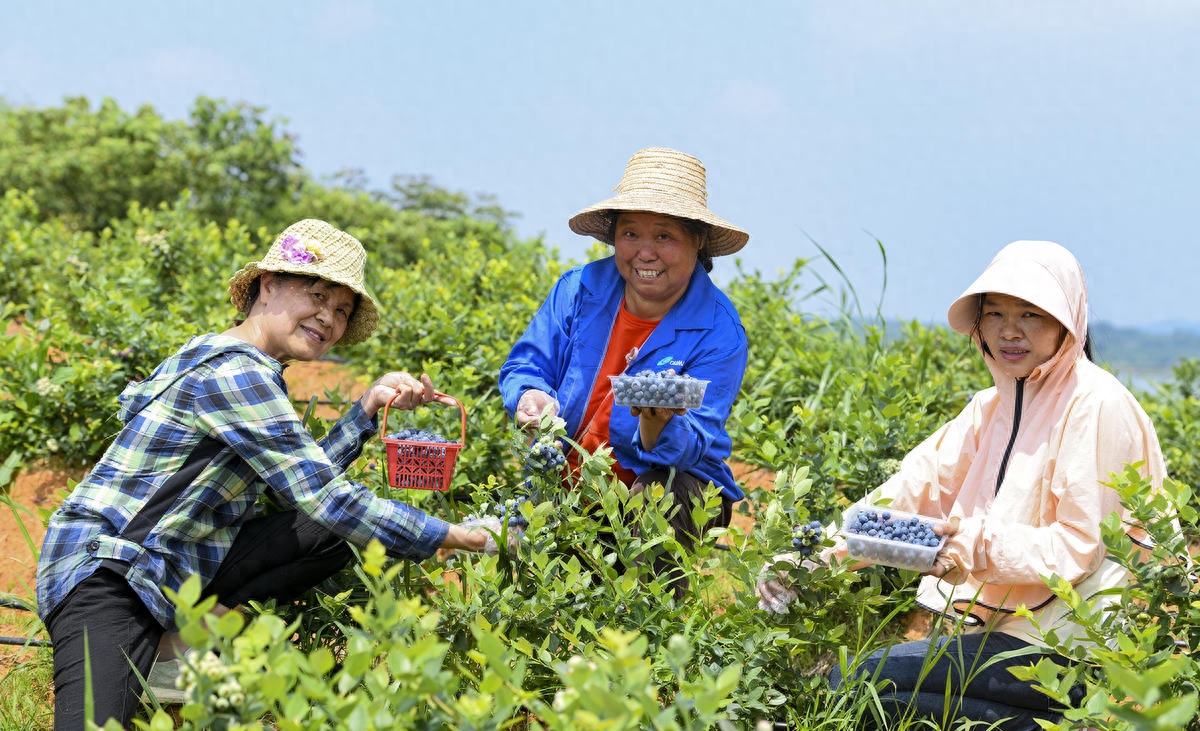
left=0, top=596, right=50, bottom=646
left=0, top=636, right=50, bottom=647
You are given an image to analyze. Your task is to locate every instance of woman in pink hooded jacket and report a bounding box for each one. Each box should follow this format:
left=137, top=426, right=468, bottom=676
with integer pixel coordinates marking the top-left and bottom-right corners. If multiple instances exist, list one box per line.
left=758, top=240, right=1166, bottom=729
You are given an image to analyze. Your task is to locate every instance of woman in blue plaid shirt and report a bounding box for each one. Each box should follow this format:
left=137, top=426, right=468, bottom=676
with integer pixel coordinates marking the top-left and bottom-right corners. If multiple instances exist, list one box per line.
left=36, top=219, right=515, bottom=729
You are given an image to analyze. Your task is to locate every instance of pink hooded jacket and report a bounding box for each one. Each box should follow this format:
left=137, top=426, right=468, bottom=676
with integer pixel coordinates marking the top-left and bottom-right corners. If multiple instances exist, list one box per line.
left=839, top=241, right=1166, bottom=640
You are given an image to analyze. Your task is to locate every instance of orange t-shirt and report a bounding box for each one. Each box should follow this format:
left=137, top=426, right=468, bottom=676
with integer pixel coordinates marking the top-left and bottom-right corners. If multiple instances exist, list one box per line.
left=570, top=301, right=657, bottom=485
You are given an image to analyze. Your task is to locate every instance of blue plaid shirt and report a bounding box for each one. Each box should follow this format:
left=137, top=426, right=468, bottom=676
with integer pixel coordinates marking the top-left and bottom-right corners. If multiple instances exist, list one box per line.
left=37, top=334, right=449, bottom=628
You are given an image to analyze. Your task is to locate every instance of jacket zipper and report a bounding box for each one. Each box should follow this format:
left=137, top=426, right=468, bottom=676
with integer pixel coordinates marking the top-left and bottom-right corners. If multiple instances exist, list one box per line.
left=995, top=377, right=1026, bottom=494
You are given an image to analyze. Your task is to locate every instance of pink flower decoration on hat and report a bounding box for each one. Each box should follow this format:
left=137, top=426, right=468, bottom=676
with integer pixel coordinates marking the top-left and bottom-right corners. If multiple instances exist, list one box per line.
left=279, top=234, right=323, bottom=265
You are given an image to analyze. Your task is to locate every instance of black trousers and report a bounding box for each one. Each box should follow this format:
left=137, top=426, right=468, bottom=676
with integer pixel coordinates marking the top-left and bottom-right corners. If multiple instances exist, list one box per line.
left=45, top=510, right=351, bottom=730
left=629, top=467, right=733, bottom=549
left=827, top=630, right=1075, bottom=731
left=622, top=468, right=733, bottom=599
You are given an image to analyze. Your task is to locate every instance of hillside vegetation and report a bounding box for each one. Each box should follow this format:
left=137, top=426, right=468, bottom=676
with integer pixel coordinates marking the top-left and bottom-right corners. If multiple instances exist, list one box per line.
left=1091, top=321, right=1200, bottom=380
left=1, top=96, right=1197, bottom=730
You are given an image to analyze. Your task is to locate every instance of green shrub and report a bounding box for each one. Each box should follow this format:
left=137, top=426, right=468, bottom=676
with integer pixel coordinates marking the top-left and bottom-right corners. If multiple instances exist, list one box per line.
left=0, top=96, right=301, bottom=231
left=1013, top=468, right=1199, bottom=730
left=3, top=94, right=1198, bottom=730
left=1141, top=358, right=1200, bottom=495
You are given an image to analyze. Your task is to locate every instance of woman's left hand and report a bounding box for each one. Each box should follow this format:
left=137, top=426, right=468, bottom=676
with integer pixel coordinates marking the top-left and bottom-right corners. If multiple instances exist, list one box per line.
left=927, top=553, right=957, bottom=578
left=361, top=372, right=455, bottom=418
left=629, top=406, right=688, bottom=420
left=630, top=405, right=687, bottom=450
left=927, top=516, right=961, bottom=578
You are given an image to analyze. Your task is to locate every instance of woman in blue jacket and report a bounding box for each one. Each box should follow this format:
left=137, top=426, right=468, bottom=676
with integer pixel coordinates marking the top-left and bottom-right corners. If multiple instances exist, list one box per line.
left=499, top=147, right=750, bottom=588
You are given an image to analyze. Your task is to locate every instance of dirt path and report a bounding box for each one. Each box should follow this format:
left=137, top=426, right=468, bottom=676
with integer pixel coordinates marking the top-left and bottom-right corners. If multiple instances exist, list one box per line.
left=0, top=463, right=74, bottom=669
left=0, top=465, right=67, bottom=597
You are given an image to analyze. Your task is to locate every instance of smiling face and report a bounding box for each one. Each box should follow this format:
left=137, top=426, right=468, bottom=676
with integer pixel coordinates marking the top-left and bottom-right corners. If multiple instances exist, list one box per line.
left=252, top=273, right=357, bottom=362
left=612, top=211, right=702, bottom=320
left=977, top=293, right=1067, bottom=379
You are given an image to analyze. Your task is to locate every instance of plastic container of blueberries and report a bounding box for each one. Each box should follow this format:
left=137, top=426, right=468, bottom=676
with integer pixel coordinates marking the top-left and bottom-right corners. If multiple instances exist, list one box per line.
left=842, top=504, right=948, bottom=572
left=608, top=374, right=710, bottom=410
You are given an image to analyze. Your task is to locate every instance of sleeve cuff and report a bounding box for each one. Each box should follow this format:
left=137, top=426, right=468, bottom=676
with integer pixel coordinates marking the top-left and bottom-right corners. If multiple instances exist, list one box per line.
left=946, top=516, right=987, bottom=572
left=351, top=401, right=379, bottom=436
left=408, top=515, right=451, bottom=559
left=633, top=416, right=688, bottom=464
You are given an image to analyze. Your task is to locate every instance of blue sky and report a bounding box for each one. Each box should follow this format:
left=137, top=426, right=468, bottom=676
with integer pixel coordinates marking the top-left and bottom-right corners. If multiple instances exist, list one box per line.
left=3, top=1, right=1198, bottom=329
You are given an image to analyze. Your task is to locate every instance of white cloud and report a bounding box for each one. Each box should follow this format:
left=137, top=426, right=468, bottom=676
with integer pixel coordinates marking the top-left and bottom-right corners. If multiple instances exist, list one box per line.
left=806, top=0, right=1200, bottom=52
left=0, top=38, right=266, bottom=120
left=143, top=46, right=246, bottom=91
left=121, top=46, right=261, bottom=117
left=714, top=80, right=787, bottom=124
left=0, top=41, right=72, bottom=106
left=309, top=0, right=383, bottom=43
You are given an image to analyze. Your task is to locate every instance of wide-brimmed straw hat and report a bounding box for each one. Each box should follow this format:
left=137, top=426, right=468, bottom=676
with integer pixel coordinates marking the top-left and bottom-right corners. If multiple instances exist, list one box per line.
left=228, top=219, right=380, bottom=345
left=568, top=147, right=749, bottom=257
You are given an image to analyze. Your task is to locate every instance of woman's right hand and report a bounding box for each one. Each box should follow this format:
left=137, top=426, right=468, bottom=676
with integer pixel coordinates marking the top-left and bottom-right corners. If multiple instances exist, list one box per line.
left=758, top=549, right=825, bottom=612
left=515, top=389, right=559, bottom=428
left=755, top=552, right=815, bottom=614
left=361, top=372, right=455, bottom=419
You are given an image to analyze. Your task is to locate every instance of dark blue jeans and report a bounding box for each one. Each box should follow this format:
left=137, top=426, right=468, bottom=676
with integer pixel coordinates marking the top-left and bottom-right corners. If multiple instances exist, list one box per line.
left=828, top=630, right=1072, bottom=731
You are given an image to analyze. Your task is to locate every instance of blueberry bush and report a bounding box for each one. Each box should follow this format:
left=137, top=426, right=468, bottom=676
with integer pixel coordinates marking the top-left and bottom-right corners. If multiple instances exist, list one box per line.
left=2, top=96, right=1198, bottom=730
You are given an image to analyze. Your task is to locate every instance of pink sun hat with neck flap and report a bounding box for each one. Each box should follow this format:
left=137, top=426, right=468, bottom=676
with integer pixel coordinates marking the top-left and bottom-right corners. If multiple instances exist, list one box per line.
left=947, top=240, right=1087, bottom=341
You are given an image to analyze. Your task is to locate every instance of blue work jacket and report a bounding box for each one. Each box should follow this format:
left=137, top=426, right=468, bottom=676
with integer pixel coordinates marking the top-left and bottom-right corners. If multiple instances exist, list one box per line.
left=499, top=258, right=747, bottom=501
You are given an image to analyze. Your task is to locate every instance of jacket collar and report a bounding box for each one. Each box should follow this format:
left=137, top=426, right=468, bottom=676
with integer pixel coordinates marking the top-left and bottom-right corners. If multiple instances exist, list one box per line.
left=118, top=333, right=282, bottom=422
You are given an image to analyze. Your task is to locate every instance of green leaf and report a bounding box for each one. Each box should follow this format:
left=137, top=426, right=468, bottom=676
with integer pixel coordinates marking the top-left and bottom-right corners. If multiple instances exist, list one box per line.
left=309, top=646, right=335, bottom=675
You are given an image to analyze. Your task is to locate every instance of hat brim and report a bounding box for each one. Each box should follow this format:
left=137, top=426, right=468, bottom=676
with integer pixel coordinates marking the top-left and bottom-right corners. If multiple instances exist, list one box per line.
left=568, top=193, right=749, bottom=257
left=947, top=259, right=1076, bottom=339
left=228, top=262, right=380, bottom=346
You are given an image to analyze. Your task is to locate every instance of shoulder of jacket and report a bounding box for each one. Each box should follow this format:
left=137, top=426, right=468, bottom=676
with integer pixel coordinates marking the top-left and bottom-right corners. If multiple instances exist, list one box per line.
left=709, top=286, right=743, bottom=324
left=1070, top=361, right=1141, bottom=402
left=577, top=259, right=617, bottom=287
left=1043, top=363, right=1155, bottom=434
left=195, top=338, right=283, bottom=382
left=967, top=385, right=999, bottom=408
left=680, top=267, right=744, bottom=330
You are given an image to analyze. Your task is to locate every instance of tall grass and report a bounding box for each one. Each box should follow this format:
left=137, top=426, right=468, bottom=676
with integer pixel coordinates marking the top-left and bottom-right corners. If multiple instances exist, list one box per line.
left=0, top=644, right=53, bottom=731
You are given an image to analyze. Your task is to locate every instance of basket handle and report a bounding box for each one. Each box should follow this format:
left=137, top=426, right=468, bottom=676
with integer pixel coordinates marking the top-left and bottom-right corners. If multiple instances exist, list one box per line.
left=380, top=390, right=467, bottom=445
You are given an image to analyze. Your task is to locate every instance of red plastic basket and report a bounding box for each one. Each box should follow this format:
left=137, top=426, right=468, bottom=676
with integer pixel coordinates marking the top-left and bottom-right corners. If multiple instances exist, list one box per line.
left=380, top=391, right=466, bottom=491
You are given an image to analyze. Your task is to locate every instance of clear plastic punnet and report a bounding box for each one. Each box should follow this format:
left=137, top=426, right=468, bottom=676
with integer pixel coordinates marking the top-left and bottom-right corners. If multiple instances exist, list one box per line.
left=609, top=370, right=709, bottom=410
left=842, top=504, right=948, bottom=572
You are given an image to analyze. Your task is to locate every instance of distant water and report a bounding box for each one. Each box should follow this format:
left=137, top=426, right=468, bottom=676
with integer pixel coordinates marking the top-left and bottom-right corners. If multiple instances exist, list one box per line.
left=1110, top=368, right=1172, bottom=394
